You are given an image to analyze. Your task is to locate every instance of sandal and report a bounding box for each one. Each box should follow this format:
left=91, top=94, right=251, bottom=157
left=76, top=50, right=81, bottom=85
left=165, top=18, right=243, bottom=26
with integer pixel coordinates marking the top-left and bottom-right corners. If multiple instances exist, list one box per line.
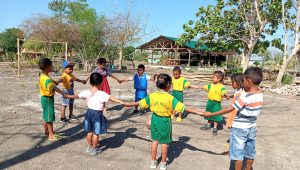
left=49, top=134, right=62, bottom=141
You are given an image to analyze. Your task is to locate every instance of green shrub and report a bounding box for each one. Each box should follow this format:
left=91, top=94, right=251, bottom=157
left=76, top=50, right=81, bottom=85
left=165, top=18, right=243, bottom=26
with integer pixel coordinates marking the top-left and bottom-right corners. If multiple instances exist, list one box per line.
left=282, top=74, right=294, bottom=84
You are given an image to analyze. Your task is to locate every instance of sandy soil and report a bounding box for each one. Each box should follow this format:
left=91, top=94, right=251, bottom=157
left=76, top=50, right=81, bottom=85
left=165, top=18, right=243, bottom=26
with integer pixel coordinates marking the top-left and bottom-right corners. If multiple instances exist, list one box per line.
left=0, top=63, right=299, bottom=170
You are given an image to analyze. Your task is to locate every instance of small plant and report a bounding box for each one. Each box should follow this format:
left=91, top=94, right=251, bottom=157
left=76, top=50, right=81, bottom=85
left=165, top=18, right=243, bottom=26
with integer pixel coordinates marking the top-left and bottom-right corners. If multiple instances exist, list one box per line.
left=253, top=61, right=260, bottom=66
left=282, top=74, right=294, bottom=85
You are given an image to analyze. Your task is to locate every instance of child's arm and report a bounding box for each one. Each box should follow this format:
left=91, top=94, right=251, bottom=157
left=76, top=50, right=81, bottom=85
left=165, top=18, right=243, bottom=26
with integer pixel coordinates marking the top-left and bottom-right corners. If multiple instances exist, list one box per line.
left=67, top=94, right=80, bottom=99
left=111, top=74, right=122, bottom=83
left=203, top=106, right=235, bottom=117
left=53, top=86, right=68, bottom=98
left=109, top=96, right=125, bottom=105
left=75, top=78, right=87, bottom=84
left=185, top=107, right=204, bottom=116
left=124, top=102, right=139, bottom=107
left=188, top=85, right=202, bottom=89
left=224, top=93, right=233, bottom=100
left=120, top=77, right=132, bottom=83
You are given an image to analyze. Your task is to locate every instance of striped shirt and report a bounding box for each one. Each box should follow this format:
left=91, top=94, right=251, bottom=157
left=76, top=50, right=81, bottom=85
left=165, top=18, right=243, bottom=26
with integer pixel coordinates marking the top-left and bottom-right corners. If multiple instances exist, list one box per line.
left=232, top=90, right=263, bottom=128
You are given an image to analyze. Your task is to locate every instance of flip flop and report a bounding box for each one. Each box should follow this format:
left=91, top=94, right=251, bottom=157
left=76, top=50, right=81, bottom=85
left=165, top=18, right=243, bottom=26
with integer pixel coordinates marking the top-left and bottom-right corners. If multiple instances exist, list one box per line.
left=49, top=134, right=62, bottom=141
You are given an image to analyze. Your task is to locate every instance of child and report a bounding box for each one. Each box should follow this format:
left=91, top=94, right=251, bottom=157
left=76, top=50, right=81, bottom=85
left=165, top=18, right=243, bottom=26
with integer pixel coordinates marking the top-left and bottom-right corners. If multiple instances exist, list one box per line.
left=59, top=60, right=86, bottom=122
left=38, top=58, right=68, bottom=141
left=200, top=71, right=228, bottom=136
left=68, top=72, right=125, bottom=156
left=120, top=64, right=155, bottom=113
left=124, top=74, right=203, bottom=170
left=171, top=66, right=198, bottom=122
left=89, top=58, right=122, bottom=95
left=224, top=73, right=244, bottom=153
left=203, top=67, right=264, bottom=170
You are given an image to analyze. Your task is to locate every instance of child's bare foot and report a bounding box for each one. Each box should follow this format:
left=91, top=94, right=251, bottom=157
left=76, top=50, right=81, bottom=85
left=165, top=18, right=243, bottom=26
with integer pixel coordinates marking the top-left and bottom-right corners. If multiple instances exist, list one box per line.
left=176, top=117, right=183, bottom=122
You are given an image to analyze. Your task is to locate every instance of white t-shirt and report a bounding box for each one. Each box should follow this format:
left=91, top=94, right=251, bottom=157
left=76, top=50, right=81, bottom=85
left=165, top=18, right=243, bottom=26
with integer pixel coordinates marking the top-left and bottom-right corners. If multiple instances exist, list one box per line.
left=78, top=90, right=110, bottom=111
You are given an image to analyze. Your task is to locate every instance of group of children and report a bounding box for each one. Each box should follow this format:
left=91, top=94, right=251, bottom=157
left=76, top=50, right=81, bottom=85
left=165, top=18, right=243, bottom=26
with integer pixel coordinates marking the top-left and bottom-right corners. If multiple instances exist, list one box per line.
left=38, top=57, right=263, bottom=170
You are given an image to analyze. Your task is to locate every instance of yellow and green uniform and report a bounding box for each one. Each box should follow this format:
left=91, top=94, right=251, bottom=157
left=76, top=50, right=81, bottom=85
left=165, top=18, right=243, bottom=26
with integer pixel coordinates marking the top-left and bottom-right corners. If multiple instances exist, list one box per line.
left=61, top=72, right=77, bottom=90
left=171, top=77, right=190, bottom=102
left=203, top=83, right=227, bottom=122
left=139, top=91, right=186, bottom=144
left=39, top=73, right=56, bottom=122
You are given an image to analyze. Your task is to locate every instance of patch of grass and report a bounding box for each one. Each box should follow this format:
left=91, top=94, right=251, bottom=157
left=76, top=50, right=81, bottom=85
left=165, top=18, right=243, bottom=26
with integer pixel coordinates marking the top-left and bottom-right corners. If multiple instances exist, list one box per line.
left=282, top=74, right=294, bottom=85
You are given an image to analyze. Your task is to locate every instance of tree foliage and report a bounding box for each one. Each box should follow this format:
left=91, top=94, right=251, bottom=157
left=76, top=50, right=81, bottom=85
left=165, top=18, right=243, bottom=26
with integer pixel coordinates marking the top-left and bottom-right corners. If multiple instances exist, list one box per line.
left=178, top=0, right=293, bottom=71
left=0, top=28, right=24, bottom=53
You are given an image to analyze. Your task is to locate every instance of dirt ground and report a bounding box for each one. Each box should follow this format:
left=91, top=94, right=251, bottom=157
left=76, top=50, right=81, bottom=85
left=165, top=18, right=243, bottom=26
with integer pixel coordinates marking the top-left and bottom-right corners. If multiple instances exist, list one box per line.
left=0, top=63, right=299, bottom=170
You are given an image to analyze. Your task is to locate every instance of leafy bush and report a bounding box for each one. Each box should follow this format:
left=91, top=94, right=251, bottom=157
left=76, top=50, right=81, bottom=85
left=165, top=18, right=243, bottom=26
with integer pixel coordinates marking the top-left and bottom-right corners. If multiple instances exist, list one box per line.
left=282, top=74, right=294, bottom=84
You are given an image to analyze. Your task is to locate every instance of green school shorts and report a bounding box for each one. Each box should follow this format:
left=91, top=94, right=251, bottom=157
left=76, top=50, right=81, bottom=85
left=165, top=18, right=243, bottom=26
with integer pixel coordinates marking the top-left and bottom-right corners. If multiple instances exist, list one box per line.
left=41, top=96, right=55, bottom=122
left=204, top=100, right=223, bottom=122
left=172, top=90, right=183, bottom=102
left=151, top=113, right=172, bottom=144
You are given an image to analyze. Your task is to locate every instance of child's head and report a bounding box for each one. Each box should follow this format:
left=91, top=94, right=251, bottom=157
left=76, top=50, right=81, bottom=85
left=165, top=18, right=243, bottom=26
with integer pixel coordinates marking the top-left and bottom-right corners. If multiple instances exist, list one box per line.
left=39, top=58, right=53, bottom=73
left=96, top=58, right=107, bottom=69
left=156, top=73, right=172, bottom=91
left=243, top=67, right=263, bottom=92
left=62, top=60, right=74, bottom=74
left=231, top=73, right=244, bottom=90
left=137, top=64, right=145, bottom=76
left=89, top=72, right=103, bottom=87
left=212, top=71, right=224, bottom=84
left=173, top=66, right=181, bottom=79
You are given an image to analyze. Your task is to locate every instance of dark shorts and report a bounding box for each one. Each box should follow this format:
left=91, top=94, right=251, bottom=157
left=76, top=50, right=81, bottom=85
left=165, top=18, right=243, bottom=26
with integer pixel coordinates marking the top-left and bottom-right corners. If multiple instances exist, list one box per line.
left=172, top=90, right=183, bottom=102
left=83, top=109, right=107, bottom=135
left=41, top=96, right=55, bottom=122
left=151, top=113, right=172, bottom=144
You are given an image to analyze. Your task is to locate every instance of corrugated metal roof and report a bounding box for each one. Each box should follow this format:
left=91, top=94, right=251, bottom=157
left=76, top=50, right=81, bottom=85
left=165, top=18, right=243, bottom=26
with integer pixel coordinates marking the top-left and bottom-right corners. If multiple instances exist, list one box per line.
left=164, top=36, right=208, bottom=50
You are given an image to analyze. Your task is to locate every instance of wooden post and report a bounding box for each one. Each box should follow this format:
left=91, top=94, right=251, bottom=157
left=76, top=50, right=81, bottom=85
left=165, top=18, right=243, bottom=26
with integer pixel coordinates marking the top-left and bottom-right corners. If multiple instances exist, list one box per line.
left=188, top=49, right=191, bottom=66
left=151, top=50, right=154, bottom=65
left=17, top=38, right=20, bottom=77
left=65, top=42, right=68, bottom=61
left=161, top=51, right=163, bottom=66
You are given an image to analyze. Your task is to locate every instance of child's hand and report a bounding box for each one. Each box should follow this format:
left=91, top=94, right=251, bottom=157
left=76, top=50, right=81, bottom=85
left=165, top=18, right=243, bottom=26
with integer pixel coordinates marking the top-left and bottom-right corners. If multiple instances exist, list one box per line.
left=82, top=80, right=87, bottom=84
left=63, top=94, right=69, bottom=99
left=202, top=112, right=211, bottom=117
left=118, top=80, right=122, bottom=84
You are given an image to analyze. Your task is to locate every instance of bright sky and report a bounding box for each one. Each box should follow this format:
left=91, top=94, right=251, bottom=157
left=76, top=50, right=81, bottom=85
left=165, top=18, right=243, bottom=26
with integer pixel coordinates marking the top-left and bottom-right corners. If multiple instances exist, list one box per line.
left=0, top=0, right=214, bottom=44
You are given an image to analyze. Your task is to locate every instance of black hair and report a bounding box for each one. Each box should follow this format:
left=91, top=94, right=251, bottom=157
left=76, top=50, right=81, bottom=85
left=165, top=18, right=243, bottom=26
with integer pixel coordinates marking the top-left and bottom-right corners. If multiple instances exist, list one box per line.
left=213, top=71, right=224, bottom=83
left=96, top=58, right=107, bottom=65
left=173, top=66, right=181, bottom=73
left=38, top=58, right=52, bottom=70
left=231, top=73, right=244, bottom=89
left=156, top=73, right=172, bottom=89
left=244, top=67, right=263, bottom=85
left=138, top=64, right=145, bottom=70
left=89, top=73, right=103, bottom=86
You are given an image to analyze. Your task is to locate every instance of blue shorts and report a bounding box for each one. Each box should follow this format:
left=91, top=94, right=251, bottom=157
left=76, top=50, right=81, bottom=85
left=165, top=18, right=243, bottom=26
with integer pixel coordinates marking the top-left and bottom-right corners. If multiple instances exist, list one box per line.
left=230, top=127, right=257, bottom=160
left=83, top=109, right=107, bottom=135
left=135, top=89, right=147, bottom=102
left=61, top=89, right=74, bottom=106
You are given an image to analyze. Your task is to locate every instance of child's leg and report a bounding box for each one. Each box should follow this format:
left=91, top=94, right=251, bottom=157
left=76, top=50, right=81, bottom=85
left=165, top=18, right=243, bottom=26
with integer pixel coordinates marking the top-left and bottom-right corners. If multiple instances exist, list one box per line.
left=46, top=122, right=54, bottom=139
left=87, top=132, right=92, bottom=147
left=61, top=106, right=67, bottom=118
left=234, top=160, right=243, bottom=170
left=43, top=122, right=48, bottom=135
left=151, top=140, right=159, bottom=160
left=92, top=134, right=100, bottom=148
left=161, top=144, right=168, bottom=162
left=245, top=159, right=254, bottom=170
left=69, top=104, right=73, bottom=116
left=214, top=121, right=218, bottom=128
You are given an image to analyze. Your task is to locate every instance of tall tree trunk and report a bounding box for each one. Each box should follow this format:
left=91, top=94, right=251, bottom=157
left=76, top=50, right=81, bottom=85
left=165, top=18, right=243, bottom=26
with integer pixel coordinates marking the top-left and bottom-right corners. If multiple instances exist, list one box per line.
left=118, top=45, right=123, bottom=70
left=276, top=0, right=300, bottom=84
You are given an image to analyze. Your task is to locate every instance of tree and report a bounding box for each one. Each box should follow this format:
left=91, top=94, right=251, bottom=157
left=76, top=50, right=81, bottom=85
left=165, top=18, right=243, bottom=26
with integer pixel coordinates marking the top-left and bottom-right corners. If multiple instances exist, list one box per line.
left=276, top=0, right=300, bottom=84
left=105, top=4, right=144, bottom=69
left=177, top=0, right=289, bottom=71
left=0, top=28, right=24, bottom=53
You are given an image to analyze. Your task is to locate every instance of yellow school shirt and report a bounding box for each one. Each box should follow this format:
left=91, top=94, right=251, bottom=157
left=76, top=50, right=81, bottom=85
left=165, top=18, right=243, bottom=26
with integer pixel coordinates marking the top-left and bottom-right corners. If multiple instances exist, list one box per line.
left=61, top=73, right=77, bottom=90
left=204, top=83, right=227, bottom=102
left=172, top=77, right=190, bottom=91
left=39, top=73, right=55, bottom=96
left=139, top=91, right=186, bottom=117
